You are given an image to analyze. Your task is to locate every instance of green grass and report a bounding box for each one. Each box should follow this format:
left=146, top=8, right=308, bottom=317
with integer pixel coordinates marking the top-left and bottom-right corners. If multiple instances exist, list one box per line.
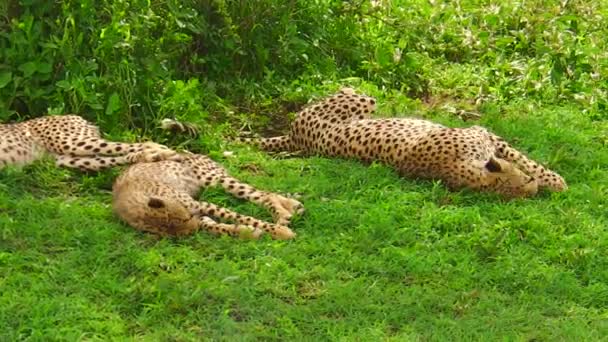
left=3, top=0, right=608, bottom=339
left=2, top=104, right=607, bottom=340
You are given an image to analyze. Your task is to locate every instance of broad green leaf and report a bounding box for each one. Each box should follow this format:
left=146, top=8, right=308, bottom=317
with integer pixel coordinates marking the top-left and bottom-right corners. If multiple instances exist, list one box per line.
left=105, top=92, right=121, bottom=115
left=37, top=62, right=53, bottom=74
left=0, top=72, right=12, bottom=89
left=18, top=61, right=38, bottom=77
left=374, top=44, right=392, bottom=67
left=56, top=80, right=73, bottom=90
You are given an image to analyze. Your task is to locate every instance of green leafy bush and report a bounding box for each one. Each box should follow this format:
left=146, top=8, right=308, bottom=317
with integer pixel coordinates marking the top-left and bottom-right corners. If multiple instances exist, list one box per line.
left=1, top=0, right=607, bottom=133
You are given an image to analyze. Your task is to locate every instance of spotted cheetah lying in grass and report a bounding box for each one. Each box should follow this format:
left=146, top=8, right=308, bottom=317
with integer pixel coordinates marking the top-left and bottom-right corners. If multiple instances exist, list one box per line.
left=2, top=114, right=302, bottom=239
left=62, top=151, right=304, bottom=240
left=0, top=115, right=178, bottom=170
left=241, top=88, right=567, bottom=198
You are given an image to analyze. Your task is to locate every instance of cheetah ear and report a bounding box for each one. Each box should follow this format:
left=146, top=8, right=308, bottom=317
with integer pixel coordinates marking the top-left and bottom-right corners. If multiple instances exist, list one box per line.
left=147, top=198, right=165, bottom=209
left=485, top=158, right=502, bottom=172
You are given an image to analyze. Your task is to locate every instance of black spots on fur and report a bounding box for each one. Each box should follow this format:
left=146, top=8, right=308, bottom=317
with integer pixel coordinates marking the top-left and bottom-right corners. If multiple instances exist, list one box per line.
left=148, top=198, right=165, bottom=209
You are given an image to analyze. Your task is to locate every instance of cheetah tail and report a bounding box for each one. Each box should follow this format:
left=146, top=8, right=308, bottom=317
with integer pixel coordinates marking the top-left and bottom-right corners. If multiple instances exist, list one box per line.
left=158, top=118, right=296, bottom=153
left=234, top=135, right=295, bottom=153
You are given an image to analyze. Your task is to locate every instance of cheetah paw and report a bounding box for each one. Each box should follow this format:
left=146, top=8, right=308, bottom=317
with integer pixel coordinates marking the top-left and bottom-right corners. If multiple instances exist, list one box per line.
left=224, top=224, right=264, bottom=240
left=265, top=194, right=305, bottom=226
left=270, top=224, right=297, bottom=240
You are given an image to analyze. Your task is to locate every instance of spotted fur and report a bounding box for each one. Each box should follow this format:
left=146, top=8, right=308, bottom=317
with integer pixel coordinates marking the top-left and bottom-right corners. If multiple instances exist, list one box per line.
left=0, top=115, right=179, bottom=170
left=242, top=88, right=567, bottom=198
left=62, top=152, right=304, bottom=239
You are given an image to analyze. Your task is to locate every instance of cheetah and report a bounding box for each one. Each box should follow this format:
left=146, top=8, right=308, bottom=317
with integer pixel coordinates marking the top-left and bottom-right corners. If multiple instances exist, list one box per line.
left=0, top=115, right=179, bottom=170
left=241, top=88, right=567, bottom=198
left=61, top=152, right=304, bottom=240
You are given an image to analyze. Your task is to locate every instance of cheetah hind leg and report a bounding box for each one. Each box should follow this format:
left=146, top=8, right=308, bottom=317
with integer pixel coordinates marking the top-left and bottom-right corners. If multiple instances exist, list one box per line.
left=61, top=138, right=179, bottom=159
left=56, top=154, right=132, bottom=171
left=199, top=216, right=264, bottom=239
left=217, top=176, right=305, bottom=226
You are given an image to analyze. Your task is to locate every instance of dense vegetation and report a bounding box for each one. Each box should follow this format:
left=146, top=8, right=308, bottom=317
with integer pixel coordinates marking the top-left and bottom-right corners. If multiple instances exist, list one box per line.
left=1, top=0, right=607, bottom=340
left=2, top=0, right=608, bottom=132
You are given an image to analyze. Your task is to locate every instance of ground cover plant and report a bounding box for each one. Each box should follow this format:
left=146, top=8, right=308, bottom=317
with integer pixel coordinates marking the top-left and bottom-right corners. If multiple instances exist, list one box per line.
left=1, top=0, right=607, bottom=340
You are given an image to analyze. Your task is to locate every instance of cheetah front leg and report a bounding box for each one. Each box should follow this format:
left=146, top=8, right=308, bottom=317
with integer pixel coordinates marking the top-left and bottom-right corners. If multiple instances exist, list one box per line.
left=216, top=176, right=304, bottom=226
left=173, top=192, right=296, bottom=240
left=198, top=216, right=264, bottom=239
left=128, top=214, right=264, bottom=239
left=488, top=134, right=567, bottom=192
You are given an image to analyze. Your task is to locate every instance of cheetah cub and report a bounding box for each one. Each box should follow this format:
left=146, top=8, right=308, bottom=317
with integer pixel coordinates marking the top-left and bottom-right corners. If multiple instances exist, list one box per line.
left=241, top=88, right=567, bottom=198
left=0, top=115, right=179, bottom=170
left=63, top=152, right=304, bottom=239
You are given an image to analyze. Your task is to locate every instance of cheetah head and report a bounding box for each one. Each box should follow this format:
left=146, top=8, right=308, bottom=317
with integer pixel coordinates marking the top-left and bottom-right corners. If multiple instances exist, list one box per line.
left=143, top=197, right=200, bottom=235
left=480, top=157, right=538, bottom=198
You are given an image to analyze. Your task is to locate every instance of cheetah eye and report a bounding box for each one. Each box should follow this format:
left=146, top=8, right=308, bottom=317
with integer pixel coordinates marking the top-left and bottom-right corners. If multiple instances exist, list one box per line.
left=147, top=198, right=165, bottom=209
left=485, top=159, right=502, bottom=172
